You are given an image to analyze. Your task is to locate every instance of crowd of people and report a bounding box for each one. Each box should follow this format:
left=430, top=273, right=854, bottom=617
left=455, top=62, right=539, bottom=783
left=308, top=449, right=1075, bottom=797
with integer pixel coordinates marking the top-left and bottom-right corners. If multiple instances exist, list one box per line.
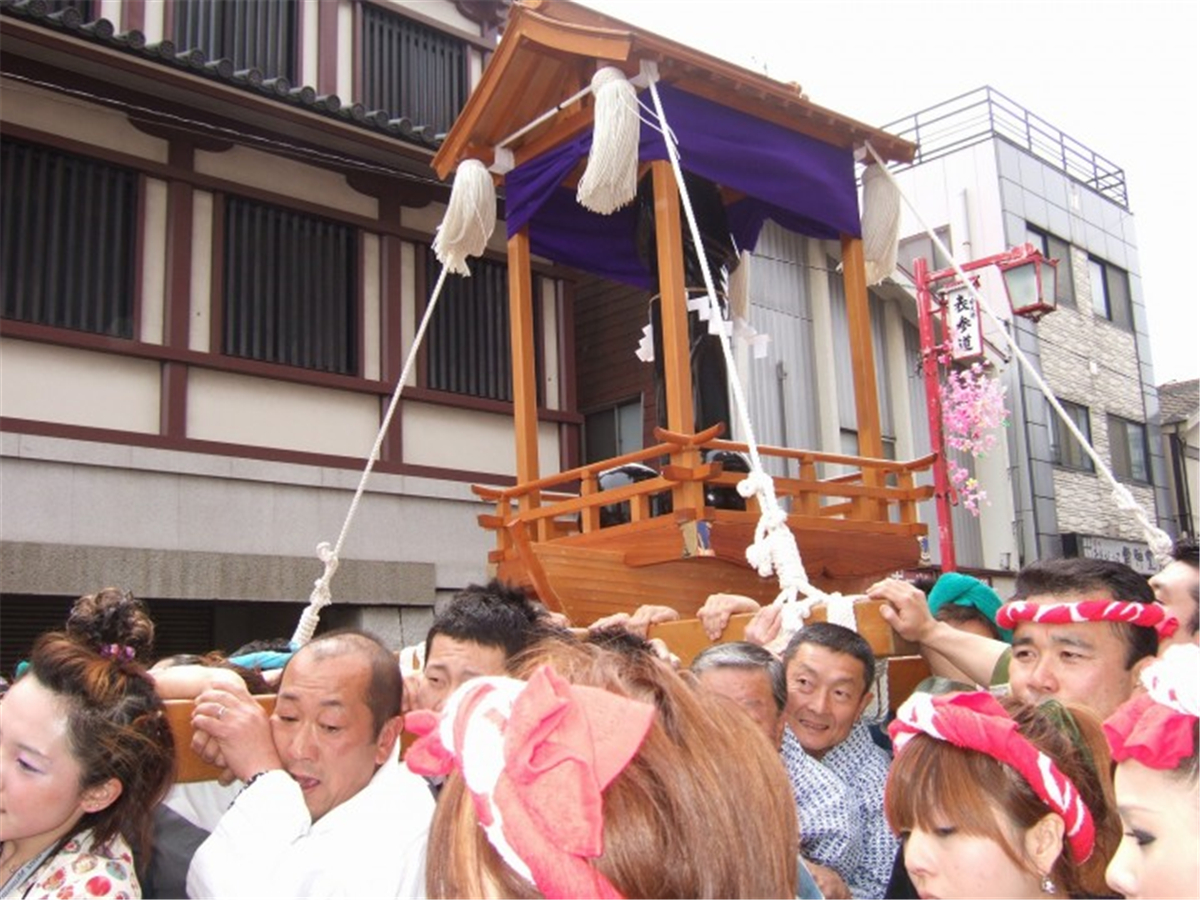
left=0, top=539, right=1196, bottom=900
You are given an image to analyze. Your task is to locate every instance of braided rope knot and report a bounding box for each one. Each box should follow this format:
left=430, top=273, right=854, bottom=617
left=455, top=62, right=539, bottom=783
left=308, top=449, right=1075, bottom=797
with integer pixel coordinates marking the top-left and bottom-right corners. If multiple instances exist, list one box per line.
left=1111, top=484, right=1174, bottom=564
left=290, top=541, right=340, bottom=649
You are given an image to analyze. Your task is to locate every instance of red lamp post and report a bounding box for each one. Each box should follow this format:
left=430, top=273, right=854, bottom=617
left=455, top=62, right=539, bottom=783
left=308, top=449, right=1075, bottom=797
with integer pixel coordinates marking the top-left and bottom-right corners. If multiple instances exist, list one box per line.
left=914, top=243, right=1058, bottom=572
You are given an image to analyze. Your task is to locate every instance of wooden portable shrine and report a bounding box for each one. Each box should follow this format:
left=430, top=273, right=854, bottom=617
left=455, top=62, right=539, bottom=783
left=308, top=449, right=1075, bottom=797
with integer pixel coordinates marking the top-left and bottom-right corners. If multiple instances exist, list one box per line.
left=434, top=0, right=935, bottom=656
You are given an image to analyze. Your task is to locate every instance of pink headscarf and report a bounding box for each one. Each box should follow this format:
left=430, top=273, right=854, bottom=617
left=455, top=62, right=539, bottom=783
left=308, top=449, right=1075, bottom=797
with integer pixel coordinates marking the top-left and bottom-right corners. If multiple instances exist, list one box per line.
left=405, top=665, right=656, bottom=899
left=890, top=691, right=1097, bottom=862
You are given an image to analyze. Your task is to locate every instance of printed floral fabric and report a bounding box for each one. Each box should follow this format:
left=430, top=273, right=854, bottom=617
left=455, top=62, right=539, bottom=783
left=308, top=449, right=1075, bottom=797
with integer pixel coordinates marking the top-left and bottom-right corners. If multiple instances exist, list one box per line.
left=6, top=830, right=138, bottom=900
left=780, top=727, right=862, bottom=885
left=820, top=724, right=899, bottom=900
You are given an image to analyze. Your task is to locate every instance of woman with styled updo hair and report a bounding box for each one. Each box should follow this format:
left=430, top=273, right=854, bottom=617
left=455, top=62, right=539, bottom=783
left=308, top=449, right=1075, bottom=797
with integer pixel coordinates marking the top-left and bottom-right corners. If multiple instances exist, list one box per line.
left=0, top=589, right=176, bottom=899
left=885, top=692, right=1120, bottom=899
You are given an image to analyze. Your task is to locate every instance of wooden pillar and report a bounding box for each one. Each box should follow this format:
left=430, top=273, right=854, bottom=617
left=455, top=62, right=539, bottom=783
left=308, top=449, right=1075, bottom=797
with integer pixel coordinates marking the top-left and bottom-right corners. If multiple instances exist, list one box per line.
left=841, top=235, right=885, bottom=517
left=652, top=160, right=704, bottom=514
left=508, top=227, right=541, bottom=511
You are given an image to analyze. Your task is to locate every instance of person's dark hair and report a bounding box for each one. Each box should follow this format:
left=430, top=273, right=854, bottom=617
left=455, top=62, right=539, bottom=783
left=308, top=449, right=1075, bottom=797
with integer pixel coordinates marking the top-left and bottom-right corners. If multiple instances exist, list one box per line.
left=1014, top=557, right=1158, bottom=667
left=25, top=591, right=176, bottom=862
left=781, top=622, right=876, bottom=697
left=1170, top=536, right=1199, bottom=569
left=293, top=630, right=402, bottom=737
left=424, top=579, right=550, bottom=663
left=1169, top=537, right=1200, bottom=636
left=885, top=697, right=1119, bottom=899
left=934, top=603, right=1001, bottom=639
left=690, top=641, right=786, bottom=712
left=585, top=625, right=654, bottom=660
left=66, top=587, right=156, bottom=664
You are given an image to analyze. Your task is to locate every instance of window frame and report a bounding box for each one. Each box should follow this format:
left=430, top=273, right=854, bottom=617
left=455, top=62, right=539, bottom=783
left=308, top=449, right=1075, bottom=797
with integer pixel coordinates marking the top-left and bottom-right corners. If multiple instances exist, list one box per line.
left=1087, top=255, right=1132, bottom=329
left=1107, top=414, right=1152, bottom=484
left=1025, top=225, right=1075, bottom=309
left=1, top=137, right=138, bottom=340
left=1049, top=399, right=1095, bottom=473
left=220, top=194, right=360, bottom=376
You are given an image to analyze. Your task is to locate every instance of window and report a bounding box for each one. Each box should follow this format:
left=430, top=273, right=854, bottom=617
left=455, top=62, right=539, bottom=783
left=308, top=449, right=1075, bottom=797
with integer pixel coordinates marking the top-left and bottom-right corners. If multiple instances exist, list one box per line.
left=1025, top=225, right=1075, bottom=309
left=1, top=139, right=136, bottom=338
left=896, top=226, right=952, bottom=279
left=585, top=399, right=643, bottom=464
left=1088, top=257, right=1132, bottom=328
left=1049, top=400, right=1094, bottom=472
left=424, top=248, right=512, bottom=400
left=1108, top=415, right=1151, bottom=483
left=222, top=197, right=357, bottom=374
left=172, top=0, right=297, bottom=81
left=360, top=5, right=468, bottom=136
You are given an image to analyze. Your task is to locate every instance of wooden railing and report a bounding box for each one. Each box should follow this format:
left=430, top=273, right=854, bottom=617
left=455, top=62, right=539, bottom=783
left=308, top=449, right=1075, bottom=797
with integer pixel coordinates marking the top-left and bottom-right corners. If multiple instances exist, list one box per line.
left=473, top=425, right=936, bottom=558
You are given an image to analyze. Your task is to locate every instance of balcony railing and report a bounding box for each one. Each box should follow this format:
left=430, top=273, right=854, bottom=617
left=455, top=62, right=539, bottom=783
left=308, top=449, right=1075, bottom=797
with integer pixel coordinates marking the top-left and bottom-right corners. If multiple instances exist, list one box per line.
left=882, top=86, right=1128, bottom=209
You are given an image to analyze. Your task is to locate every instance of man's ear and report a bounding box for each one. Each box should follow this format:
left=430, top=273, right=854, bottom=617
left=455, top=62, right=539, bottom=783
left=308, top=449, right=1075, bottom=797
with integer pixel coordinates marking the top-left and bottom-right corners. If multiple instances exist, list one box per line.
left=1023, top=812, right=1065, bottom=878
left=854, top=686, right=873, bottom=724
left=374, top=715, right=403, bottom=765
left=80, top=777, right=123, bottom=814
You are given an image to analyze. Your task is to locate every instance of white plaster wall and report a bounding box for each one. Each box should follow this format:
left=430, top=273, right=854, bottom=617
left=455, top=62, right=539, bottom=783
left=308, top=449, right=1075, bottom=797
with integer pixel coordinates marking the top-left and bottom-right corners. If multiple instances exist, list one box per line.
left=337, top=0, right=354, bottom=101
left=187, top=369, right=380, bottom=457
left=0, top=340, right=160, bottom=433
left=402, top=402, right=560, bottom=476
left=363, top=233, right=382, bottom=381
left=389, top=0, right=480, bottom=33
left=0, top=79, right=168, bottom=163
left=895, top=145, right=1006, bottom=263
left=806, top=240, right=841, bottom=461
left=0, top=433, right=492, bottom=589
left=300, top=0, right=320, bottom=87
left=139, top=177, right=169, bottom=345
left=194, top=146, right=377, bottom=218
left=400, top=241, right=418, bottom=386
left=188, top=190, right=215, bottom=353
left=541, top=278, right=561, bottom=410
left=141, top=0, right=164, bottom=43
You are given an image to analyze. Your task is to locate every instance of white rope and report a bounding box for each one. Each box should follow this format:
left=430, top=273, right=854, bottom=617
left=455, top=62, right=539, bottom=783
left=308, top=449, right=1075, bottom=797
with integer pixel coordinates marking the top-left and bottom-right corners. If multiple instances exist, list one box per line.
left=862, top=142, right=1174, bottom=565
left=646, top=78, right=826, bottom=613
left=290, top=266, right=453, bottom=647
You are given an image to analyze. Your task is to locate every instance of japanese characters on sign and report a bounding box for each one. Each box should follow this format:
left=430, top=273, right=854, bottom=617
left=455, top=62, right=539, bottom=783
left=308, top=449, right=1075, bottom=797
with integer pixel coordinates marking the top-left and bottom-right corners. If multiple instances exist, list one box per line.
left=941, top=283, right=983, bottom=362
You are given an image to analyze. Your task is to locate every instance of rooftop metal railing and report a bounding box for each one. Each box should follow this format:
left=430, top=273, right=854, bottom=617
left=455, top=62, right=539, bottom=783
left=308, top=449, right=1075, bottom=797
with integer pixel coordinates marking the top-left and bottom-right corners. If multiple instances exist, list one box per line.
left=881, top=86, right=1128, bottom=209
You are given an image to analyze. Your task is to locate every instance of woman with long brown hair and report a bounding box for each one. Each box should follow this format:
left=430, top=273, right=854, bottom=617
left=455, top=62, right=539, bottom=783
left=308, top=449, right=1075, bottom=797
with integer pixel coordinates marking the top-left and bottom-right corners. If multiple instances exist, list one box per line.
left=0, top=589, right=176, bottom=899
left=407, top=637, right=799, bottom=899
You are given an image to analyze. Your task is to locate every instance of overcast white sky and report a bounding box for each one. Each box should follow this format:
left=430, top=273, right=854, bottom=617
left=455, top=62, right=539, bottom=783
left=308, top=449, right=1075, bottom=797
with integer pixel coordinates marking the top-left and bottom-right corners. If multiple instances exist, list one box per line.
left=578, top=0, right=1199, bottom=385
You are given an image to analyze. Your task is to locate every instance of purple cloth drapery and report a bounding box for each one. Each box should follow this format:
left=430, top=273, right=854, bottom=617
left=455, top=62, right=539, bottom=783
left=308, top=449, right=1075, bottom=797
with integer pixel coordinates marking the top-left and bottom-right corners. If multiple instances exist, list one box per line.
left=504, top=83, right=861, bottom=288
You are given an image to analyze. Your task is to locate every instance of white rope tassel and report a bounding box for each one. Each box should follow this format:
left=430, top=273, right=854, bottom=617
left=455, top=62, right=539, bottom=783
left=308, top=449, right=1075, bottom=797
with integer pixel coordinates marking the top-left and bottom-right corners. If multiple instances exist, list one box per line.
left=290, top=542, right=339, bottom=648
left=433, top=159, right=496, bottom=276
left=576, top=67, right=640, bottom=215
left=861, top=162, right=901, bottom=285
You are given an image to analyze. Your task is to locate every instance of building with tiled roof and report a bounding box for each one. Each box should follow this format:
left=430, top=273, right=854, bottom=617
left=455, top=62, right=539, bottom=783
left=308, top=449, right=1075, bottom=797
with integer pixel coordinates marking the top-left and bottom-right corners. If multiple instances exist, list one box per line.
left=0, top=0, right=522, bottom=666
left=1157, top=379, right=1198, bottom=537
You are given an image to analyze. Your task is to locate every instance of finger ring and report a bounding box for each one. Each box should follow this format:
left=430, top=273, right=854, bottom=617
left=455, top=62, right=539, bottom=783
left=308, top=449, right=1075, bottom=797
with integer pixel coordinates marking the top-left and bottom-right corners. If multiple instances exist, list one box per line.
left=217, top=705, right=226, bottom=720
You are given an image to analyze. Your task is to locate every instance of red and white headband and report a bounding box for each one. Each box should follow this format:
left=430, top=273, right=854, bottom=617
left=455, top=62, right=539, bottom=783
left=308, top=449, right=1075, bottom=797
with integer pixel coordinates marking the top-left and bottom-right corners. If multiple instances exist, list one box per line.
left=889, top=691, right=1096, bottom=862
left=1104, top=642, right=1200, bottom=770
left=405, top=665, right=656, bottom=900
left=996, top=599, right=1179, bottom=638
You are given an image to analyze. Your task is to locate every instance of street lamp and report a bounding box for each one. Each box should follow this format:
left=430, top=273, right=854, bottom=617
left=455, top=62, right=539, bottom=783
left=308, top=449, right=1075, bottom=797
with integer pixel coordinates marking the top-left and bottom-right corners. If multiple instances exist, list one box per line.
left=914, top=243, right=1058, bottom=572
